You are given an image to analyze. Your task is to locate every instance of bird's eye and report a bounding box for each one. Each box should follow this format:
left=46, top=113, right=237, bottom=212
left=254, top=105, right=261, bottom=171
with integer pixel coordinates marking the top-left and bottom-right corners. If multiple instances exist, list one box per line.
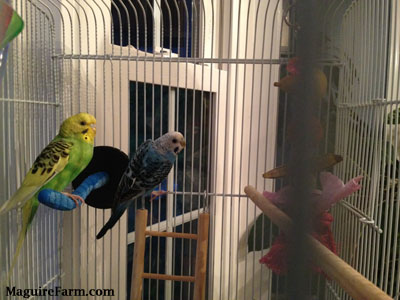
left=172, top=139, right=177, bottom=143
left=80, top=121, right=86, bottom=126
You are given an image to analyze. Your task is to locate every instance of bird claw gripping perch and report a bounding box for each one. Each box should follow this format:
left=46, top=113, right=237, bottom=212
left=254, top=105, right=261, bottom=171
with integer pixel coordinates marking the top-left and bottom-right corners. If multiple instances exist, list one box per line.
left=38, top=172, right=109, bottom=210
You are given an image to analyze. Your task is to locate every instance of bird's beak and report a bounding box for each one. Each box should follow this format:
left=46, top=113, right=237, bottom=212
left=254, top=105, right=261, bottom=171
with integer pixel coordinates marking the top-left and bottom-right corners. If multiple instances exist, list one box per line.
left=90, top=121, right=96, bottom=135
left=180, top=139, right=186, bottom=147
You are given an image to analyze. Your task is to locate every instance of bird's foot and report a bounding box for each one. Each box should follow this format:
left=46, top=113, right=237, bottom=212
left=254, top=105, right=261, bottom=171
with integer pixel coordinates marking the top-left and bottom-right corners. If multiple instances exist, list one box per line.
left=62, top=192, right=85, bottom=208
left=150, top=190, right=169, bottom=202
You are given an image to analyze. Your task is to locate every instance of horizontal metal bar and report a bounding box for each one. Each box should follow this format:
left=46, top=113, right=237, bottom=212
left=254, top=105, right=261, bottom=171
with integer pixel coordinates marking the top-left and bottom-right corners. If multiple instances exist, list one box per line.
left=337, top=99, right=400, bottom=108
left=142, top=273, right=195, bottom=282
left=53, top=55, right=284, bottom=64
left=52, top=54, right=342, bottom=65
left=127, top=209, right=204, bottom=245
left=145, top=230, right=198, bottom=240
left=166, top=191, right=249, bottom=198
left=326, top=282, right=343, bottom=300
left=0, top=98, right=60, bottom=106
left=26, top=274, right=61, bottom=300
left=338, top=201, right=383, bottom=234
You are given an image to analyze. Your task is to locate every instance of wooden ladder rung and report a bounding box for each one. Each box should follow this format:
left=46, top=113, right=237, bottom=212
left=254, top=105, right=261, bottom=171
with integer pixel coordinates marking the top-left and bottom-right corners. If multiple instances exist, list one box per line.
left=145, top=230, right=198, bottom=240
left=142, top=273, right=195, bottom=282
left=131, top=210, right=210, bottom=300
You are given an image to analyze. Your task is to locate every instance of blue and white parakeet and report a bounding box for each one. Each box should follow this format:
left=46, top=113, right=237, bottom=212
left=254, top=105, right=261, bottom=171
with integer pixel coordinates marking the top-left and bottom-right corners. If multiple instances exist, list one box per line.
left=96, top=131, right=185, bottom=239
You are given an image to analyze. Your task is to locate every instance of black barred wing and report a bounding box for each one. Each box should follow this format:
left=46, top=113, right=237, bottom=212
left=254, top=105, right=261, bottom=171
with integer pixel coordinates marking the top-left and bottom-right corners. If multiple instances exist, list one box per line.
left=113, top=140, right=174, bottom=207
left=0, top=139, right=73, bottom=213
left=24, top=139, right=72, bottom=187
left=113, top=140, right=153, bottom=205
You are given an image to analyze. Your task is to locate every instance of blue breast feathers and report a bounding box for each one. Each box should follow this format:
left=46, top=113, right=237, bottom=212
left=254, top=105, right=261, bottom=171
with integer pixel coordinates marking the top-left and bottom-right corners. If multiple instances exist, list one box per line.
left=145, top=145, right=176, bottom=165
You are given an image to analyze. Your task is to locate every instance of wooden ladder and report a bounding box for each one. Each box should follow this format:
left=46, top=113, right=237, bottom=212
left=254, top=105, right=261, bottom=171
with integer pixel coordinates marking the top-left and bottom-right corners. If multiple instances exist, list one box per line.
left=130, top=209, right=210, bottom=300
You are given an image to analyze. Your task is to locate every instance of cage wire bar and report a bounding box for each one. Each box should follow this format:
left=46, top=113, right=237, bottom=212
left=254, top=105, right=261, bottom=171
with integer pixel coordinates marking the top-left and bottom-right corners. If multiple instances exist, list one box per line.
left=0, top=0, right=399, bottom=299
left=331, top=0, right=400, bottom=299
left=0, top=0, right=62, bottom=296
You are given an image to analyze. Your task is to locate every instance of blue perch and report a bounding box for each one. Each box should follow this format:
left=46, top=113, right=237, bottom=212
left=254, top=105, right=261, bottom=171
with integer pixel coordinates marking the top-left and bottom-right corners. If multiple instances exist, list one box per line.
left=38, top=172, right=109, bottom=211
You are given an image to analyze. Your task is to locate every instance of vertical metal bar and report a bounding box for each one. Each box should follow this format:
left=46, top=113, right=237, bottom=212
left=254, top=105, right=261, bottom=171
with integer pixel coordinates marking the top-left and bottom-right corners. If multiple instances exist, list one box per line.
left=153, top=2, right=164, bottom=298
left=162, top=1, right=174, bottom=299
left=260, top=1, right=281, bottom=298
left=249, top=1, right=266, bottom=298
left=182, top=1, right=190, bottom=297
left=389, top=0, right=400, bottom=295
left=231, top=1, right=243, bottom=299
left=241, top=0, right=256, bottom=297
left=166, top=88, right=176, bottom=300
left=209, top=3, right=222, bottom=297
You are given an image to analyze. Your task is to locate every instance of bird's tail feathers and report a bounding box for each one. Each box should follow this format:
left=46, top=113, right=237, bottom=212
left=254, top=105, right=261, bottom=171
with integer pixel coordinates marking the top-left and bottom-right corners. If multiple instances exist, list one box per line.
left=5, top=199, right=39, bottom=283
left=0, top=186, right=38, bottom=215
left=6, top=220, right=28, bottom=282
left=96, top=203, right=129, bottom=239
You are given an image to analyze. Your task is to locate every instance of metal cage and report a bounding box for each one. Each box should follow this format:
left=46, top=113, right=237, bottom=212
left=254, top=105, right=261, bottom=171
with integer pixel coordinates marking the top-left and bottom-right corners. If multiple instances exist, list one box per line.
left=1, top=0, right=400, bottom=299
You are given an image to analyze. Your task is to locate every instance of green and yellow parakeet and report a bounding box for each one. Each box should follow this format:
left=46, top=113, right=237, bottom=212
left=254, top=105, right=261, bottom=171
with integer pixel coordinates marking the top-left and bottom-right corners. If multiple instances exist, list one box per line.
left=0, top=112, right=96, bottom=277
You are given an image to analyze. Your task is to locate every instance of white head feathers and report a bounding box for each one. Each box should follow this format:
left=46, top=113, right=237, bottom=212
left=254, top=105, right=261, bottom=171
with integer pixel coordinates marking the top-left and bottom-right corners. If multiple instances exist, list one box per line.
left=153, top=131, right=186, bottom=155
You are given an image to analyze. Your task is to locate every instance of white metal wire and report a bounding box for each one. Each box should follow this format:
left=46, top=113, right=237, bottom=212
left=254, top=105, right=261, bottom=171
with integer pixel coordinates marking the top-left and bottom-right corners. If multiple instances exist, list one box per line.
left=1, top=0, right=400, bottom=299
left=0, top=0, right=62, bottom=297
left=330, top=0, right=400, bottom=299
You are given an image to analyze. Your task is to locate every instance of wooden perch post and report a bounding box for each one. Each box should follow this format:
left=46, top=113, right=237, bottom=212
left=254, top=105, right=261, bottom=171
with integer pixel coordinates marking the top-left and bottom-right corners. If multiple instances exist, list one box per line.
left=130, top=209, right=148, bottom=300
left=244, top=185, right=392, bottom=300
left=193, top=213, right=210, bottom=300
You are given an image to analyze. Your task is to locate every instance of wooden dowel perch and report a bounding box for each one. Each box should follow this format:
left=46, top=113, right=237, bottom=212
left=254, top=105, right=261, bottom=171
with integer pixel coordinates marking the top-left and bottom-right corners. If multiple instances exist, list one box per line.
left=142, top=273, right=195, bottom=282
left=130, top=209, right=148, bottom=300
left=145, top=230, right=198, bottom=240
left=193, top=213, right=210, bottom=300
left=244, top=185, right=392, bottom=300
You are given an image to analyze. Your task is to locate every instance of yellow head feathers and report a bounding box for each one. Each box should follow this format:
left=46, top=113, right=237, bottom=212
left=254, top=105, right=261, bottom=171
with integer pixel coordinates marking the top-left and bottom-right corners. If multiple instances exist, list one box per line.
left=59, top=113, right=96, bottom=144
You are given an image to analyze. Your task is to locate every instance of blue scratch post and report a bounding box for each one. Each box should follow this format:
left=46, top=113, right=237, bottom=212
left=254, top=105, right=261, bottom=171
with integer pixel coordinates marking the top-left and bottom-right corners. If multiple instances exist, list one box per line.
left=38, top=172, right=110, bottom=211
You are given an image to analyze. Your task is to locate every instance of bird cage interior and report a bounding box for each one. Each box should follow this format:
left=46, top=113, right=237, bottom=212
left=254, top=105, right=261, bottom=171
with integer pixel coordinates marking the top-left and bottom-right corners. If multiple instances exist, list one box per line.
left=1, top=0, right=400, bottom=299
